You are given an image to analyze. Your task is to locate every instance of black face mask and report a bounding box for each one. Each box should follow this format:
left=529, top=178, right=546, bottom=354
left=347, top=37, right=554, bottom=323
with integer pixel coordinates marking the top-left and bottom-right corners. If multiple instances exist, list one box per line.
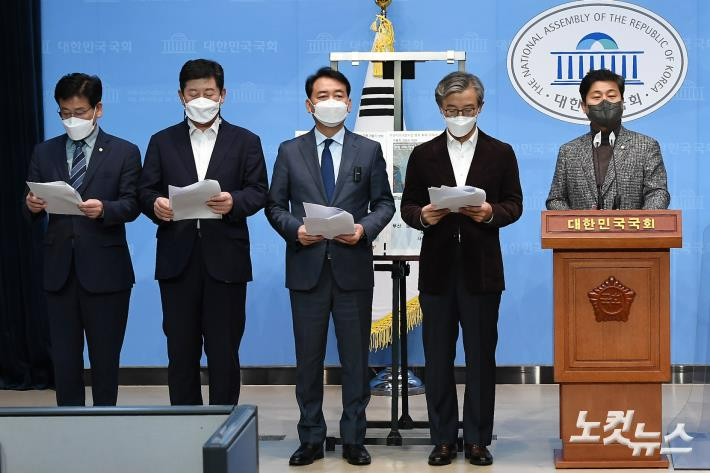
left=586, top=100, right=623, bottom=129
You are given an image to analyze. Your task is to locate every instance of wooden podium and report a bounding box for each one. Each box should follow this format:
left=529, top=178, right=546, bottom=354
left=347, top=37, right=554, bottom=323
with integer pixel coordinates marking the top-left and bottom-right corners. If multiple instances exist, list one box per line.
left=541, top=210, right=682, bottom=468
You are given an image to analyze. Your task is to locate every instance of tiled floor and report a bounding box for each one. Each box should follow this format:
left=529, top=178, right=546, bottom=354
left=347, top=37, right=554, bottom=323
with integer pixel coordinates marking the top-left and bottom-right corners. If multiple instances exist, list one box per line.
left=0, top=384, right=706, bottom=472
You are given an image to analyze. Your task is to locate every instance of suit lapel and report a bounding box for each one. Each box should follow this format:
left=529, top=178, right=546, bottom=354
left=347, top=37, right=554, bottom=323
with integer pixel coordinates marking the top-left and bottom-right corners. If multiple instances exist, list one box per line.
left=54, top=135, right=70, bottom=182
left=205, top=120, right=235, bottom=179
left=174, top=121, right=199, bottom=181
left=577, top=132, right=599, bottom=202
left=79, top=129, right=110, bottom=193
left=600, top=126, right=632, bottom=196
left=298, top=129, right=327, bottom=203
left=331, top=129, right=357, bottom=204
left=433, top=132, right=457, bottom=187
left=464, top=129, right=495, bottom=187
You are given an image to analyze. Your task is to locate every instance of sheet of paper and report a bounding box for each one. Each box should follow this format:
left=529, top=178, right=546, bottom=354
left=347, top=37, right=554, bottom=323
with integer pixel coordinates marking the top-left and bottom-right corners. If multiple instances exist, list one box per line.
left=169, top=179, right=222, bottom=221
left=302, top=202, right=355, bottom=240
left=27, top=181, right=84, bottom=216
left=428, top=185, right=487, bottom=212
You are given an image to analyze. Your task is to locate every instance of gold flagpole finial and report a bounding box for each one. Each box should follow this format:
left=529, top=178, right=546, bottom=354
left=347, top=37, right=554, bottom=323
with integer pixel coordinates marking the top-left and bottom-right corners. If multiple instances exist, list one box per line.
left=375, top=0, right=392, bottom=16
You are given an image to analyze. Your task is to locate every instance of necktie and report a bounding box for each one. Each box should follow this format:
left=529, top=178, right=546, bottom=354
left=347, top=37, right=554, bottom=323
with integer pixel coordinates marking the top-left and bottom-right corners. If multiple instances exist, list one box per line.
left=321, top=138, right=335, bottom=202
left=68, top=140, right=86, bottom=189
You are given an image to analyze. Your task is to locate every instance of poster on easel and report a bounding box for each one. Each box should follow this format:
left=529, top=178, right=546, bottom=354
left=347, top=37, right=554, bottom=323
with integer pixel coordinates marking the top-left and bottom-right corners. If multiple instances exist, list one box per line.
left=357, top=130, right=440, bottom=257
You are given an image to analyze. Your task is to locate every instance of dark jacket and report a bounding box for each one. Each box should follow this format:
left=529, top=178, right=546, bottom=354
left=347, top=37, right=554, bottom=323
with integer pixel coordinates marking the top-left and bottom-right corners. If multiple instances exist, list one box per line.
left=26, top=129, right=142, bottom=293
left=400, top=130, right=523, bottom=294
left=138, top=120, right=268, bottom=282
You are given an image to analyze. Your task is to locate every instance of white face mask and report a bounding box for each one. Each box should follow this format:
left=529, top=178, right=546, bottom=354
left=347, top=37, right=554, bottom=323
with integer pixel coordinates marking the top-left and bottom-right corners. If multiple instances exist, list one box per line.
left=62, top=108, right=97, bottom=141
left=184, top=96, right=221, bottom=124
left=311, top=99, right=348, bottom=127
left=445, top=115, right=477, bottom=138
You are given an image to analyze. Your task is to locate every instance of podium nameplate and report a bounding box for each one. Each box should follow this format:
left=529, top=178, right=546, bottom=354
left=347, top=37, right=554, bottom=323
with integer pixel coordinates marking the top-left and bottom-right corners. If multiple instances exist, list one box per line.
left=541, top=210, right=681, bottom=249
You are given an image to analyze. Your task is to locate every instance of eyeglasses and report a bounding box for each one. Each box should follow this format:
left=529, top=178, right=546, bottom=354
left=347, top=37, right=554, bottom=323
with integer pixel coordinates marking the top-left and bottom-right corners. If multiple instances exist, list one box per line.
left=57, top=108, right=93, bottom=119
left=442, top=107, right=477, bottom=118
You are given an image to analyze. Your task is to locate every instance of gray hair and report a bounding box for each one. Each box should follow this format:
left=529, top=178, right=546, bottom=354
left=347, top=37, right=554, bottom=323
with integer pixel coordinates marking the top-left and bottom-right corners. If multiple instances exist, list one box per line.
left=434, top=71, right=484, bottom=107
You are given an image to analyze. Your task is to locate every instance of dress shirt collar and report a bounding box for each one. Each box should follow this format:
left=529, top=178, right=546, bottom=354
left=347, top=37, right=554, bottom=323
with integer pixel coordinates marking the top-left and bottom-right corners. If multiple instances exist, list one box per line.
left=446, top=126, right=479, bottom=148
left=67, top=123, right=100, bottom=148
left=188, top=117, right=221, bottom=136
left=314, top=126, right=345, bottom=147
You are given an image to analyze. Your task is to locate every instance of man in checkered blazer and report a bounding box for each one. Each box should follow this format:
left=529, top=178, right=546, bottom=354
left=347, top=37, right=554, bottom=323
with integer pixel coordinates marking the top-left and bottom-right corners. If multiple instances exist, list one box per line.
left=546, top=69, right=670, bottom=211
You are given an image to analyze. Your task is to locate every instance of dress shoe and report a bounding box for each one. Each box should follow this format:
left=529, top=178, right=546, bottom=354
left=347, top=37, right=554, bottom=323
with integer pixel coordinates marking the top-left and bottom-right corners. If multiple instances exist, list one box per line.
left=464, top=443, right=493, bottom=466
left=342, top=444, right=371, bottom=465
left=428, top=443, right=457, bottom=466
left=289, top=443, right=324, bottom=466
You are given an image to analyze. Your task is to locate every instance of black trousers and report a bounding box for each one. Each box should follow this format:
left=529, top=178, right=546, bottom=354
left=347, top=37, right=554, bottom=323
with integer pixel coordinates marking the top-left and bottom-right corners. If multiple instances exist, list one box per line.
left=46, top=262, right=129, bottom=406
left=289, top=259, right=373, bottom=445
left=159, top=236, right=246, bottom=406
left=419, top=246, right=501, bottom=446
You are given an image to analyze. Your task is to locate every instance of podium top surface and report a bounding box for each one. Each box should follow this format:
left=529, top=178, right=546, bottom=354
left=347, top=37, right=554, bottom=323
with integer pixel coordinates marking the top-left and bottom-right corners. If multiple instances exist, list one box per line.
left=541, top=210, right=682, bottom=249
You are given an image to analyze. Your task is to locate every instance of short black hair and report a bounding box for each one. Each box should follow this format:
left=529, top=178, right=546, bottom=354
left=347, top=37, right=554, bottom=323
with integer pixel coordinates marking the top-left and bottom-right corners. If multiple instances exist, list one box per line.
left=179, top=59, right=224, bottom=91
left=579, top=69, right=625, bottom=102
left=54, top=73, right=102, bottom=107
left=305, top=67, right=351, bottom=98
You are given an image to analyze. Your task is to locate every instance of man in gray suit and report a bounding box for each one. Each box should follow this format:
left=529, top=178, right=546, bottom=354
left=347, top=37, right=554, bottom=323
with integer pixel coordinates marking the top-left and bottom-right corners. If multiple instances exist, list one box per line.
left=266, top=67, right=395, bottom=466
left=546, top=69, right=670, bottom=210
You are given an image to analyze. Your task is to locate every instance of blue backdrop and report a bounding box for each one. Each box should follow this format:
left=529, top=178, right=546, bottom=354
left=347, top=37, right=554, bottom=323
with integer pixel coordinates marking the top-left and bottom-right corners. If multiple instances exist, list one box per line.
left=40, top=0, right=709, bottom=367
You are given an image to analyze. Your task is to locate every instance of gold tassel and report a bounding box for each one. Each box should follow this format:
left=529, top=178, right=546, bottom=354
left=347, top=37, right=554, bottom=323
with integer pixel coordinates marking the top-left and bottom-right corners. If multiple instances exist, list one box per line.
left=370, top=14, right=395, bottom=78
left=370, top=296, right=423, bottom=351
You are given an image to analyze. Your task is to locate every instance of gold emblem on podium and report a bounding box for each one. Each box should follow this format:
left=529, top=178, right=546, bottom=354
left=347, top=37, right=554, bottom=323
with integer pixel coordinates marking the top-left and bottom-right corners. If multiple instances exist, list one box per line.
left=587, top=276, right=636, bottom=322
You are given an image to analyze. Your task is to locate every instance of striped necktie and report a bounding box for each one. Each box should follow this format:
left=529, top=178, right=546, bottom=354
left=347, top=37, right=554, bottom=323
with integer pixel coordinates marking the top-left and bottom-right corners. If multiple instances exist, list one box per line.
left=68, top=140, right=86, bottom=189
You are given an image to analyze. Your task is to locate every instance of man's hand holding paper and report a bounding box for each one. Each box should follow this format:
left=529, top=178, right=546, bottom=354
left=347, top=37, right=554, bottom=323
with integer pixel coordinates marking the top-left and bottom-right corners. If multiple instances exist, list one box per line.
left=26, top=181, right=84, bottom=216
left=459, top=201, right=493, bottom=222
left=420, top=203, right=450, bottom=226
left=26, top=192, right=47, bottom=213
left=206, top=192, right=233, bottom=215
left=333, top=224, right=364, bottom=245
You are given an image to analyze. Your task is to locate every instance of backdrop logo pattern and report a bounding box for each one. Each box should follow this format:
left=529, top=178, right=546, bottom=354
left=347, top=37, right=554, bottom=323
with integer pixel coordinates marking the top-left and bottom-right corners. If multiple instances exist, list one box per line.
left=161, top=33, right=197, bottom=54
left=507, top=0, right=688, bottom=123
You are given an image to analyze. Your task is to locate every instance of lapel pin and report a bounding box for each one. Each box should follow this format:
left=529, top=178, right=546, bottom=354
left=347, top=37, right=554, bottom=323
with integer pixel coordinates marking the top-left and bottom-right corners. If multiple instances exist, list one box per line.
left=99, top=147, right=103, bottom=152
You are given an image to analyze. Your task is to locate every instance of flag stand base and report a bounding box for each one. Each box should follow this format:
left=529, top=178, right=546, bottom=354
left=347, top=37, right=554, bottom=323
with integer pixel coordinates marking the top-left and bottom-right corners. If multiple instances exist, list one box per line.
left=370, top=367, right=425, bottom=396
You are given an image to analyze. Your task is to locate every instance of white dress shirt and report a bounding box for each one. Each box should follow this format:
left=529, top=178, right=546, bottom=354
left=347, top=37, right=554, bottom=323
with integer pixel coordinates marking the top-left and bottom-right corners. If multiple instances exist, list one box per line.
left=446, top=127, right=478, bottom=187
left=314, top=127, right=345, bottom=184
left=188, top=118, right=221, bottom=181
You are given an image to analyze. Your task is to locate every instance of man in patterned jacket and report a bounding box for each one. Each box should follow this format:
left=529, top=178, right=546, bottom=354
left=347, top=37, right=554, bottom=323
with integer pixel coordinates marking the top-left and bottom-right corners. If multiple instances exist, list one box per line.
left=546, top=69, right=670, bottom=210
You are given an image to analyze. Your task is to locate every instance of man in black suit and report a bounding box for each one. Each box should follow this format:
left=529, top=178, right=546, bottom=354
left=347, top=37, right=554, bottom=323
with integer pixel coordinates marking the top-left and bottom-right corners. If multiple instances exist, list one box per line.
left=401, top=72, right=523, bottom=466
left=266, top=67, right=394, bottom=466
left=139, top=59, right=268, bottom=406
left=25, top=73, right=141, bottom=406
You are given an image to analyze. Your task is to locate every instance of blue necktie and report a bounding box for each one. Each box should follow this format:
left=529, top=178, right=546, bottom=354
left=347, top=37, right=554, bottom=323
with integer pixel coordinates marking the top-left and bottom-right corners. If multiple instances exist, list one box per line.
left=68, top=140, right=86, bottom=189
left=321, top=138, right=335, bottom=202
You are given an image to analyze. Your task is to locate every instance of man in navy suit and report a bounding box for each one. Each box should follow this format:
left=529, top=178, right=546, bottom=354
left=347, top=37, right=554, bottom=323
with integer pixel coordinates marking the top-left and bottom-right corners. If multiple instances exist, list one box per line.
left=266, top=67, right=394, bottom=466
left=25, top=73, right=141, bottom=406
left=139, top=59, right=268, bottom=406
